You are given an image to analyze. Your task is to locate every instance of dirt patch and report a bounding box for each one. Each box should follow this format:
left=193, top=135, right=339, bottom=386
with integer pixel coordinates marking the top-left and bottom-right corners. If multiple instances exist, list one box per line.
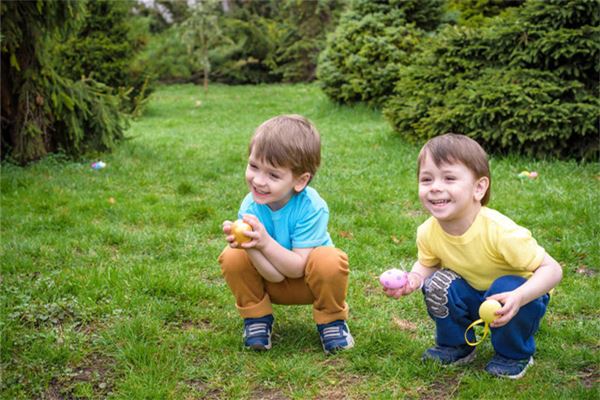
left=250, top=388, right=290, bottom=400
left=186, top=379, right=223, bottom=399
left=43, top=352, right=116, bottom=399
left=416, top=372, right=464, bottom=400
left=578, top=364, right=599, bottom=389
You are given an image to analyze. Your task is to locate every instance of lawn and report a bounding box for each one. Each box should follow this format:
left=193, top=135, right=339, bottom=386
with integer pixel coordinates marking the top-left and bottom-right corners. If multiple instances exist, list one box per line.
left=1, top=83, right=598, bottom=399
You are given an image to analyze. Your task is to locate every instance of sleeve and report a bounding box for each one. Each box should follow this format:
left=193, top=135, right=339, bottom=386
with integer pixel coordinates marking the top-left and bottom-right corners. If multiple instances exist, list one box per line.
left=238, top=193, right=258, bottom=220
left=291, top=206, right=330, bottom=248
left=416, top=220, right=441, bottom=267
left=496, top=224, right=545, bottom=272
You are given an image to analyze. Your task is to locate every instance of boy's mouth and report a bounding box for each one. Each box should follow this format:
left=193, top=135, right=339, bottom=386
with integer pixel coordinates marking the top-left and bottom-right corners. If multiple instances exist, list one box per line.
left=429, top=199, right=450, bottom=206
left=253, top=186, right=269, bottom=196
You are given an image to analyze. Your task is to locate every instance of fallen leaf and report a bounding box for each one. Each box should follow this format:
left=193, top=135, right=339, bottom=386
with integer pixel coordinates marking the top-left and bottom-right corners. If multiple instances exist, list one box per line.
left=575, top=265, right=597, bottom=277
left=391, top=235, right=402, bottom=244
left=339, top=231, right=353, bottom=239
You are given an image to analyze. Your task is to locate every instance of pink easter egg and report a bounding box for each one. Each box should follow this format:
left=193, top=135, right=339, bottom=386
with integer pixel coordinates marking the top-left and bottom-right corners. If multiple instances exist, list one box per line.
left=379, top=268, right=408, bottom=289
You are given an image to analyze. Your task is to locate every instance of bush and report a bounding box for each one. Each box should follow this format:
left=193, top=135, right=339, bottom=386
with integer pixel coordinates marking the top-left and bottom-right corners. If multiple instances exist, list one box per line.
left=54, top=0, right=153, bottom=114
left=317, top=0, right=443, bottom=106
left=383, top=0, right=599, bottom=159
left=1, top=1, right=128, bottom=164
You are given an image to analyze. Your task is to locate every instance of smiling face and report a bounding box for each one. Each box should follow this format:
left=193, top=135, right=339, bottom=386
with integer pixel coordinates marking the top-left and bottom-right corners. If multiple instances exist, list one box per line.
left=245, top=152, right=310, bottom=211
left=418, top=152, right=489, bottom=235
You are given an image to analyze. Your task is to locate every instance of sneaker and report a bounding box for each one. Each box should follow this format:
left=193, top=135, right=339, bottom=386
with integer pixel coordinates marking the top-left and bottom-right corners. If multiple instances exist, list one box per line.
left=243, top=315, right=274, bottom=351
left=317, top=320, right=354, bottom=355
left=422, top=344, right=476, bottom=365
left=485, top=354, right=534, bottom=379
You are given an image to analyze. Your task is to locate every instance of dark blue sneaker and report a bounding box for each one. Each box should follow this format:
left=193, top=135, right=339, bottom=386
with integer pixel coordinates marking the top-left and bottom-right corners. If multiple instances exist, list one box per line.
left=422, top=344, right=476, bottom=365
left=485, top=354, right=534, bottom=379
left=317, top=320, right=354, bottom=355
left=243, top=315, right=274, bottom=351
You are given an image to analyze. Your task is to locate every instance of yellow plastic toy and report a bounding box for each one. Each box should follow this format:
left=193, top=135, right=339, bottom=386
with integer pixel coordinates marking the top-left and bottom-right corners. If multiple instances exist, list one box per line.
left=464, top=299, right=502, bottom=346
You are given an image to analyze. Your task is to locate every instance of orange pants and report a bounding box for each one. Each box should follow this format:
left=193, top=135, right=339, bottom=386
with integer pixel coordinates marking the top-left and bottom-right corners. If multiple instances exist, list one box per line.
left=218, top=246, right=349, bottom=324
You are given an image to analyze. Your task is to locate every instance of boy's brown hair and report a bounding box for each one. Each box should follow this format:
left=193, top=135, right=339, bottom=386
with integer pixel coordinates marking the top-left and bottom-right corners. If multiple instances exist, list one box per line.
left=249, top=114, right=321, bottom=178
left=417, top=133, right=491, bottom=205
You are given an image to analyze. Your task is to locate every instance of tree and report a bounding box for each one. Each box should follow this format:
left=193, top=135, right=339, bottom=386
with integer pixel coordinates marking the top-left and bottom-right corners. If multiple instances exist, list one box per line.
left=1, top=1, right=127, bottom=164
left=383, top=0, right=599, bottom=159
left=317, top=0, right=444, bottom=105
left=181, top=0, right=229, bottom=93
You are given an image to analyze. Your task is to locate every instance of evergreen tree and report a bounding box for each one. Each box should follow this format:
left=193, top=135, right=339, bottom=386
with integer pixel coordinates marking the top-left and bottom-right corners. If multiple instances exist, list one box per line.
left=54, top=0, right=153, bottom=114
left=1, top=1, right=128, bottom=164
left=317, top=0, right=444, bottom=105
left=383, top=0, right=599, bottom=159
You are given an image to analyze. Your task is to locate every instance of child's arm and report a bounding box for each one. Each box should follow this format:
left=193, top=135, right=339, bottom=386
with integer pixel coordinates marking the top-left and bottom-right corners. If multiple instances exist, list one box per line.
left=222, top=219, right=287, bottom=282
left=233, top=215, right=309, bottom=281
left=384, top=260, right=439, bottom=298
left=488, top=252, right=562, bottom=328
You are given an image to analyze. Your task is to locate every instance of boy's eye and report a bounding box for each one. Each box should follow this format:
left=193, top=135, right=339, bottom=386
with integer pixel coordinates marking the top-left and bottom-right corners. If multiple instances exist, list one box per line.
left=445, top=176, right=456, bottom=181
left=248, top=163, right=258, bottom=169
left=270, top=173, right=280, bottom=179
left=419, top=177, right=432, bottom=183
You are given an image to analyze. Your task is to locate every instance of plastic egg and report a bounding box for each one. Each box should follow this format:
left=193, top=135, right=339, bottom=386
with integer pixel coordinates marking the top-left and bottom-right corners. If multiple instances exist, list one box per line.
left=379, top=268, right=408, bottom=289
left=479, top=299, right=502, bottom=323
left=231, top=219, right=253, bottom=243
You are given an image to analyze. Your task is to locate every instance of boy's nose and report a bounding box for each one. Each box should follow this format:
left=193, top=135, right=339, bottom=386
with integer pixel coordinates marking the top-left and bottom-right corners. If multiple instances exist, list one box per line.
left=430, top=179, right=443, bottom=191
left=253, top=173, right=267, bottom=186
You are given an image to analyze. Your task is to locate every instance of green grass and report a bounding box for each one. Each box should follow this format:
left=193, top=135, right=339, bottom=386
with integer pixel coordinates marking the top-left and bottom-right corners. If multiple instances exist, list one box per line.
left=1, top=83, right=599, bottom=399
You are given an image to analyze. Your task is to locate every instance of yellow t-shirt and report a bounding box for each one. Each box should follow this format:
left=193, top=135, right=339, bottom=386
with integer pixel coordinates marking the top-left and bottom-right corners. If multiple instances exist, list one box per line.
left=417, top=207, right=546, bottom=291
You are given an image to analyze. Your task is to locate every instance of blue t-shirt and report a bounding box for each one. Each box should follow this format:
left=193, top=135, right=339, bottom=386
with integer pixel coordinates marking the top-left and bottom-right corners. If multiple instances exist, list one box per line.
left=238, top=186, right=334, bottom=250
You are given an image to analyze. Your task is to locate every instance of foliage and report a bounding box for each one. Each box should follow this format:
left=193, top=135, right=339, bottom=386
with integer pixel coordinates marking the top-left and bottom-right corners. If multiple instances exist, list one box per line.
left=132, top=25, right=195, bottom=83
left=446, top=0, right=525, bottom=27
left=1, top=0, right=128, bottom=164
left=54, top=0, right=153, bottom=114
left=383, top=0, right=599, bottom=159
left=137, top=0, right=343, bottom=85
left=267, top=0, right=345, bottom=82
left=317, top=0, right=444, bottom=105
left=181, top=0, right=230, bottom=92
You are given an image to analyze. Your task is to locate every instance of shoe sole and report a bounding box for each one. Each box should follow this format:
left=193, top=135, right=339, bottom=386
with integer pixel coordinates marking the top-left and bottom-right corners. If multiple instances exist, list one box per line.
left=422, top=349, right=476, bottom=365
left=453, top=349, right=476, bottom=365
left=245, top=343, right=272, bottom=351
left=492, top=357, right=534, bottom=380
left=323, top=336, right=355, bottom=355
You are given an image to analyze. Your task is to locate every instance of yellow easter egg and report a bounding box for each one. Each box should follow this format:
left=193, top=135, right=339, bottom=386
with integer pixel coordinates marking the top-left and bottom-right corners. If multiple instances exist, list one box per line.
left=479, top=299, right=502, bottom=323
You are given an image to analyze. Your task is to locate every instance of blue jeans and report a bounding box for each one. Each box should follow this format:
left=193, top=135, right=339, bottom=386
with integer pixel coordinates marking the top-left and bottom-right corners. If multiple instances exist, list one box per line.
left=423, top=270, right=549, bottom=360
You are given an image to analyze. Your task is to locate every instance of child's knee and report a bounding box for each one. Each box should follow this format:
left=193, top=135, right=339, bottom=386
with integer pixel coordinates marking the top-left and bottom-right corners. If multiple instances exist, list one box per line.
left=306, top=247, right=349, bottom=281
left=218, top=247, right=251, bottom=275
left=423, top=269, right=462, bottom=318
left=486, top=275, right=527, bottom=296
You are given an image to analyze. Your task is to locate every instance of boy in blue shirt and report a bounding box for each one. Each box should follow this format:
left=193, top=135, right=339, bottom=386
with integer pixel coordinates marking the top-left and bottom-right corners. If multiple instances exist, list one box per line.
left=385, top=133, right=562, bottom=379
left=219, top=114, right=354, bottom=354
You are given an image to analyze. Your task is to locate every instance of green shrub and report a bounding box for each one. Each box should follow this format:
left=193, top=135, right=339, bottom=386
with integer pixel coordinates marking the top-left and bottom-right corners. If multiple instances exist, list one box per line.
left=317, top=0, right=443, bottom=105
left=1, top=1, right=128, bottom=164
left=55, top=0, right=153, bottom=114
left=383, top=0, right=599, bottom=159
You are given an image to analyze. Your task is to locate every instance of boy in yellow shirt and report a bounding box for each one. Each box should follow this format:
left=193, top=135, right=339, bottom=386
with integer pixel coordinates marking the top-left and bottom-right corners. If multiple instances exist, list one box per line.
left=385, top=133, right=562, bottom=379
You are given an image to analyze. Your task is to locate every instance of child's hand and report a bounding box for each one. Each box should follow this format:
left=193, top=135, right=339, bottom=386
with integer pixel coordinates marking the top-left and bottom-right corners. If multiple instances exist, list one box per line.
left=236, top=214, right=269, bottom=250
left=222, top=220, right=238, bottom=247
left=486, top=291, right=524, bottom=328
left=383, top=272, right=424, bottom=299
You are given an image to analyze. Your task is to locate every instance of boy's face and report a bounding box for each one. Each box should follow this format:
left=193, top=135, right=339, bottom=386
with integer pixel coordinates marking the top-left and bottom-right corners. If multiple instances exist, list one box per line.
left=418, top=154, right=488, bottom=234
left=245, top=151, right=310, bottom=211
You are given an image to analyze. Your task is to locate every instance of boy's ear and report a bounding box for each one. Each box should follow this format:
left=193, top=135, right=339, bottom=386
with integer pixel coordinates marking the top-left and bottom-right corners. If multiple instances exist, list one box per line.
left=294, top=172, right=311, bottom=192
left=474, top=176, right=489, bottom=202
